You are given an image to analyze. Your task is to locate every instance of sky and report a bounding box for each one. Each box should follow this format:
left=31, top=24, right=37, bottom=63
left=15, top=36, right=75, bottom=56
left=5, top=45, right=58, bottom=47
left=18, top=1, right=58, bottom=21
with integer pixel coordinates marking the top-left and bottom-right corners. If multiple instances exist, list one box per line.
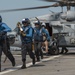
left=0, top=0, right=73, bottom=30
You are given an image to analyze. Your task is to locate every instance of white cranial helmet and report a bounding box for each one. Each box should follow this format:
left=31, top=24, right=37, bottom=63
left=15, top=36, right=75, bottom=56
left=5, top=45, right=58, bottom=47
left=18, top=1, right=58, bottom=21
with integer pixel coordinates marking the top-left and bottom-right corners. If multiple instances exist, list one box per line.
left=34, top=21, right=40, bottom=25
left=41, top=22, right=46, bottom=27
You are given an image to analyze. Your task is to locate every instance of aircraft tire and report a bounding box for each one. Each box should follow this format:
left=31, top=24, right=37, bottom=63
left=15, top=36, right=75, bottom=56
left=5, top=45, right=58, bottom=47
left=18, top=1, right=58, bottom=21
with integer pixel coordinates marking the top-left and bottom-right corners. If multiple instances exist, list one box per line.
left=50, top=46, right=59, bottom=55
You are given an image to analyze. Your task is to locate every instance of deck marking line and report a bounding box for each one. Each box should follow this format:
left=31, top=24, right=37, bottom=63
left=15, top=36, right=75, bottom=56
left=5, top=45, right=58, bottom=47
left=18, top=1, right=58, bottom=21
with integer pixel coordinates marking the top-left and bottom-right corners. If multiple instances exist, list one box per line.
left=0, top=55, right=61, bottom=75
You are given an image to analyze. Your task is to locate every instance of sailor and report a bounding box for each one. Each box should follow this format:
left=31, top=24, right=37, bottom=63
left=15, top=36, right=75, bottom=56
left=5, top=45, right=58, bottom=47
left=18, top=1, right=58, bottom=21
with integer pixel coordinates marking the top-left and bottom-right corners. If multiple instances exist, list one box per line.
left=0, top=15, right=15, bottom=71
left=41, top=22, right=50, bottom=56
left=33, top=21, right=50, bottom=61
left=18, top=18, right=35, bottom=69
left=60, top=47, right=68, bottom=54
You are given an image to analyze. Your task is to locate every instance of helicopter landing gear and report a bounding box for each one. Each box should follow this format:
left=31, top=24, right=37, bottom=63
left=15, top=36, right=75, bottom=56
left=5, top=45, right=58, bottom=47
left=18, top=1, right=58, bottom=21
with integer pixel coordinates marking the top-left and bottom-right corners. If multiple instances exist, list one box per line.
left=48, top=41, right=59, bottom=55
left=50, top=45, right=59, bottom=55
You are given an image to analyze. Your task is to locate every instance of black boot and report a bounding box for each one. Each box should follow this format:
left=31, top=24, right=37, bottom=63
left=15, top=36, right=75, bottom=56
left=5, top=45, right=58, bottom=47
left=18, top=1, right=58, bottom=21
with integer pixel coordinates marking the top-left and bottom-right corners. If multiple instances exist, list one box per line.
left=0, top=56, right=1, bottom=72
left=46, top=52, right=49, bottom=56
left=40, top=51, right=43, bottom=59
left=32, top=58, right=35, bottom=65
left=65, top=50, right=68, bottom=53
left=12, top=58, right=15, bottom=67
left=41, top=55, right=43, bottom=59
left=37, top=57, right=40, bottom=62
left=21, top=61, right=26, bottom=69
left=21, top=65, right=26, bottom=69
left=60, top=49, right=64, bottom=54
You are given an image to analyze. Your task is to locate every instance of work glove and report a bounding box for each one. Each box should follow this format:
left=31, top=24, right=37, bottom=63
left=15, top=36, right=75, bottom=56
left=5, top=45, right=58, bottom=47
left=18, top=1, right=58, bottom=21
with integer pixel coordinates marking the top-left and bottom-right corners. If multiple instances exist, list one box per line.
left=20, top=31, right=26, bottom=36
left=22, top=33, right=26, bottom=36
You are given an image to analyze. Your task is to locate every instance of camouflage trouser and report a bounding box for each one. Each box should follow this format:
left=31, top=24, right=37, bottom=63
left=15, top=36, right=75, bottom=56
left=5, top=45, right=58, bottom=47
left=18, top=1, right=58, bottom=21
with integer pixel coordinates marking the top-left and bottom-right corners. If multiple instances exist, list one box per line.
left=0, top=40, right=15, bottom=71
left=21, top=42, right=35, bottom=62
left=34, top=42, right=43, bottom=60
left=0, top=45, right=2, bottom=72
left=0, top=40, right=7, bottom=71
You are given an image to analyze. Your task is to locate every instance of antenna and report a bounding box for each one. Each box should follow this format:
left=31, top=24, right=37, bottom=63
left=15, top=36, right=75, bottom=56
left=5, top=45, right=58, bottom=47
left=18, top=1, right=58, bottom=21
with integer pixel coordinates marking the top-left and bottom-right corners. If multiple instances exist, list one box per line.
left=49, top=10, right=54, bottom=13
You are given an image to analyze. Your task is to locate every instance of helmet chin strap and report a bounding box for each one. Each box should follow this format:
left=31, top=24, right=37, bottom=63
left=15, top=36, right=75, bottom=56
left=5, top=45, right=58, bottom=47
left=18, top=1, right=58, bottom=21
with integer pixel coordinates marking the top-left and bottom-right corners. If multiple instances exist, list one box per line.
left=0, top=16, right=2, bottom=22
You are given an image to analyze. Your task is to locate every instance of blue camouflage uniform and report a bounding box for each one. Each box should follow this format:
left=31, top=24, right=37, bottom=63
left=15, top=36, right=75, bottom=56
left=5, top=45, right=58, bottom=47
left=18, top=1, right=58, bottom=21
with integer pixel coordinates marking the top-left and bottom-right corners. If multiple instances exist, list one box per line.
left=0, top=22, right=11, bottom=54
left=0, top=22, right=15, bottom=71
left=34, top=27, right=50, bottom=42
left=33, top=27, right=50, bottom=61
left=21, top=25, right=33, bottom=44
left=20, top=25, right=35, bottom=67
left=0, top=23, right=11, bottom=32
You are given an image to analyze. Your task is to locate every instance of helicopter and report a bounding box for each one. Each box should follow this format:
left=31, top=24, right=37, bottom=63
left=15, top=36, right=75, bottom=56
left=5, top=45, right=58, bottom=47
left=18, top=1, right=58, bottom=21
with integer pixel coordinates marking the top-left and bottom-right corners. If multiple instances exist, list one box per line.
left=6, top=12, right=61, bottom=48
left=1, top=0, right=75, bottom=54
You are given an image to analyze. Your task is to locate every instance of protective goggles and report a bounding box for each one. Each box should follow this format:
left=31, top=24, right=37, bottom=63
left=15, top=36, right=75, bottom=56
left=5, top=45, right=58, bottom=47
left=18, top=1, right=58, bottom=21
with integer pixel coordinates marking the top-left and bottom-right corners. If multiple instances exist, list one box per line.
left=22, top=21, right=27, bottom=24
left=35, top=23, right=40, bottom=25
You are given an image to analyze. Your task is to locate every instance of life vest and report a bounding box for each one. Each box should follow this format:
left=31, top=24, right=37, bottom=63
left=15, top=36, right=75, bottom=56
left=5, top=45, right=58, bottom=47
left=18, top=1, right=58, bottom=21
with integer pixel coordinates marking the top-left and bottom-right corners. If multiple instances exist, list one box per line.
left=34, top=27, right=47, bottom=42
left=21, top=26, right=34, bottom=43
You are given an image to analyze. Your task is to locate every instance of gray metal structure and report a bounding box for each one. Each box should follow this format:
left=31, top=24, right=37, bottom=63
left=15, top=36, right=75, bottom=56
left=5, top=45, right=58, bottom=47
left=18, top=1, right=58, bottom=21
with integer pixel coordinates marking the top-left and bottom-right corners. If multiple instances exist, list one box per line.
left=1, top=0, right=75, bottom=55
